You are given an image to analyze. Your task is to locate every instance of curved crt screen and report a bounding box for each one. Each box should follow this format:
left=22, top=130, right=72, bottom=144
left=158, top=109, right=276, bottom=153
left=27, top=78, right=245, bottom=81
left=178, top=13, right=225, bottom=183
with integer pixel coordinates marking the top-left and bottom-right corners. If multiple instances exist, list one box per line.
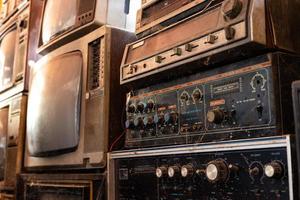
left=42, top=0, right=78, bottom=44
left=0, top=29, right=17, bottom=91
left=27, top=51, right=82, bottom=157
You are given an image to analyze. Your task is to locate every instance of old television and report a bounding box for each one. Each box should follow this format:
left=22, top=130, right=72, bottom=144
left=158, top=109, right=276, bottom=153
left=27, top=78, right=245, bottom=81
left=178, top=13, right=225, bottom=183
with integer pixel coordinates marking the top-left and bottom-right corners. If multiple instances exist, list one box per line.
left=37, top=0, right=138, bottom=55
left=0, top=0, right=27, bottom=22
left=0, top=93, right=27, bottom=191
left=24, top=25, right=135, bottom=170
left=0, top=3, right=29, bottom=102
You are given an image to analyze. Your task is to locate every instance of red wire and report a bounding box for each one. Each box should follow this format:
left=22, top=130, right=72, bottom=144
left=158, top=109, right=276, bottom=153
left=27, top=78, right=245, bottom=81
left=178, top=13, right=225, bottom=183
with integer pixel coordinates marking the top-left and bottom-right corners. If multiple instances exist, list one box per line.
left=109, top=131, right=126, bottom=152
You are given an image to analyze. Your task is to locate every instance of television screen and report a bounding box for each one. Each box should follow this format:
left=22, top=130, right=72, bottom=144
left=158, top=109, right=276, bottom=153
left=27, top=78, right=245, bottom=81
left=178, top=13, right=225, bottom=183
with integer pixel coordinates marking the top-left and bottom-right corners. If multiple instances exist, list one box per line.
left=0, top=29, right=17, bottom=91
left=0, top=108, right=8, bottom=181
left=42, top=0, right=78, bottom=44
left=27, top=51, right=82, bottom=157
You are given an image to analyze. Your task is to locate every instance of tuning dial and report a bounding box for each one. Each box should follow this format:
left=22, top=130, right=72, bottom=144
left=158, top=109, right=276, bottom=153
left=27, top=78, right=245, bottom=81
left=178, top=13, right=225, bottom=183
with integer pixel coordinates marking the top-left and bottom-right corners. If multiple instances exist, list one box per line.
left=156, top=166, right=168, bottom=178
left=125, top=120, right=134, bottom=129
left=134, top=117, right=143, bottom=127
left=207, top=109, right=225, bottom=124
left=205, top=160, right=229, bottom=183
left=222, top=0, right=243, bottom=20
left=181, top=164, right=194, bottom=177
left=137, top=102, right=146, bottom=113
left=264, top=161, right=284, bottom=179
left=127, top=103, right=136, bottom=113
left=168, top=166, right=180, bottom=178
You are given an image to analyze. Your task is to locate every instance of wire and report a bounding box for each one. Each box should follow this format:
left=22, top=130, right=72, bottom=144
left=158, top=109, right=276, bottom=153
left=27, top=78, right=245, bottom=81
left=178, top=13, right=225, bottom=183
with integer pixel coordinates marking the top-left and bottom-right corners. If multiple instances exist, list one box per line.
left=109, top=131, right=126, bottom=152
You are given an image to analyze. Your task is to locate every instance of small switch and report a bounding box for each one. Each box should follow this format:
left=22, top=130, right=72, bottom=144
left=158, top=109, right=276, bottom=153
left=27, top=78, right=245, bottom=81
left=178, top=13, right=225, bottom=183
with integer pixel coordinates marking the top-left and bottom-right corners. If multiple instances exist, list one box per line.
left=155, top=55, right=165, bottom=63
left=171, top=47, right=182, bottom=56
left=205, top=34, right=218, bottom=44
left=224, top=26, right=236, bottom=40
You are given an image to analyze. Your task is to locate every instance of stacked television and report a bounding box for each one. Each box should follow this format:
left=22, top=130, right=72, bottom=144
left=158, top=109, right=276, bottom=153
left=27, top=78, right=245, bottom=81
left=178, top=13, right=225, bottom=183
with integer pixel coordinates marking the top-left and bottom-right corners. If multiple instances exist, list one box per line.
left=12, top=0, right=138, bottom=199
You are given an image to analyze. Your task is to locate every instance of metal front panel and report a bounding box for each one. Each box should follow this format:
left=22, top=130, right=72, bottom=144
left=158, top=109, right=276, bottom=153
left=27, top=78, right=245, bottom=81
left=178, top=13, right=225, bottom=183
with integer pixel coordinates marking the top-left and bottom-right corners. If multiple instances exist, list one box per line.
left=108, top=136, right=294, bottom=200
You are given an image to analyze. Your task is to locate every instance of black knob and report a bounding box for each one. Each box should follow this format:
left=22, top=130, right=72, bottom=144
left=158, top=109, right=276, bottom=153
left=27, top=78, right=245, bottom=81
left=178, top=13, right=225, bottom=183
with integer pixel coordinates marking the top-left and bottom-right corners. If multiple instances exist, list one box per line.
left=222, top=0, right=243, bottom=20
left=264, top=161, right=284, bottom=179
left=205, top=160, right=229, bottom=183
left=127, top=104, right=136, bottom=113
left=168, top=166, right=180, bottom=178
left=207, top=109, right=225, bottom=124
left=137, top=102, right=146, bottom=113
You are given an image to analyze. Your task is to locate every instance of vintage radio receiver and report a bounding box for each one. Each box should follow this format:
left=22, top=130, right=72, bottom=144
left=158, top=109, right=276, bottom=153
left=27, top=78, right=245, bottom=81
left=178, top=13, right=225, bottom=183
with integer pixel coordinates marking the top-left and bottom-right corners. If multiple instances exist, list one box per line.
left=24, top=26, right=135, bottom=170
left=0, top=3, right=30, bottom=101
left=0, top=94, right=27, bottom=192
left=124, top=53, right=300, bottom=148
left=18, top=174, right=106, bottom=200
left=37, top=0, right=135, bottom=55
left=0, top=0, right=27, bottom=23
left=109, top=136, right=295, bottom=199
left=121, top=0, right=300, bottom=84
left=136, top=0, right=219, bottom=37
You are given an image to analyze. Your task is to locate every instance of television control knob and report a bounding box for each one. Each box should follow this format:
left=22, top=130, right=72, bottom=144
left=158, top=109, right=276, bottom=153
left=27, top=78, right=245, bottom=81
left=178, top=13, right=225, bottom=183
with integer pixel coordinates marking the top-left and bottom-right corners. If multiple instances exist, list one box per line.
left=181, top=164, right=194, bottom=177
left=207, top=109, right=225, bottom=124
left=156, top=166, right=168, bottom=178
left=264, top=161, right=284, bottom=179
left=222, top=0, right=243, bottom=20
left=125, top=120, right=134, bottom=129
left=224, top=26, right=236, bottom=40
left=180, top=92, right=189, bottom=102
left=137, top=102, right=146, bottom=113
left=168, top=166, right=180, bottom=178
left=134, top=117, right=143, bottom=127
left=127, top=104, right=136, bottom=113
left=206, top=160, right=229, bottom=183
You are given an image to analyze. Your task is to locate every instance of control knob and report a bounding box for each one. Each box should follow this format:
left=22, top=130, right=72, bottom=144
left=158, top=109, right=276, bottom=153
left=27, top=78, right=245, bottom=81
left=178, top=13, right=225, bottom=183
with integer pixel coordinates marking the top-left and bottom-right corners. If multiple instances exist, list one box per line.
left=181, top=164, right=194, bottom=177
left=192, top=89, right=203, bottom=101
left=168, top=166, right=180, bottom=178
left=264, top=161, right=284, bottom=179
left=207, top=109, right=225, bottom=124
left=137, top=102, right=146, bottom=113
left=154, top=114, right=164, bottom=124
left=222, top=0, right=243, bottom=20
left=127, top=103, right=136, bottom=113
left=146, top=100, right=155, bottom=110
left=156, top=166, right=168, bottom=178
left=143, top=116, right=154, bottom=126
left=205, top=160, right=229, bottom=183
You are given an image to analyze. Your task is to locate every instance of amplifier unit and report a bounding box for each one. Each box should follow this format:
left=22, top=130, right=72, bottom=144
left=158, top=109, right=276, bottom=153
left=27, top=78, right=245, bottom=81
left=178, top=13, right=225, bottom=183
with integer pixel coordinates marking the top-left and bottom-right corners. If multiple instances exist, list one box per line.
left=136, top=0, right=217, bottom=37
left=124, top=53, right=300, bottom=148
left=109, top=136, right=295, bottom=199
left=18, top=174, right=106, bottom=200
left=120, top=0, right=300, bottom=85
